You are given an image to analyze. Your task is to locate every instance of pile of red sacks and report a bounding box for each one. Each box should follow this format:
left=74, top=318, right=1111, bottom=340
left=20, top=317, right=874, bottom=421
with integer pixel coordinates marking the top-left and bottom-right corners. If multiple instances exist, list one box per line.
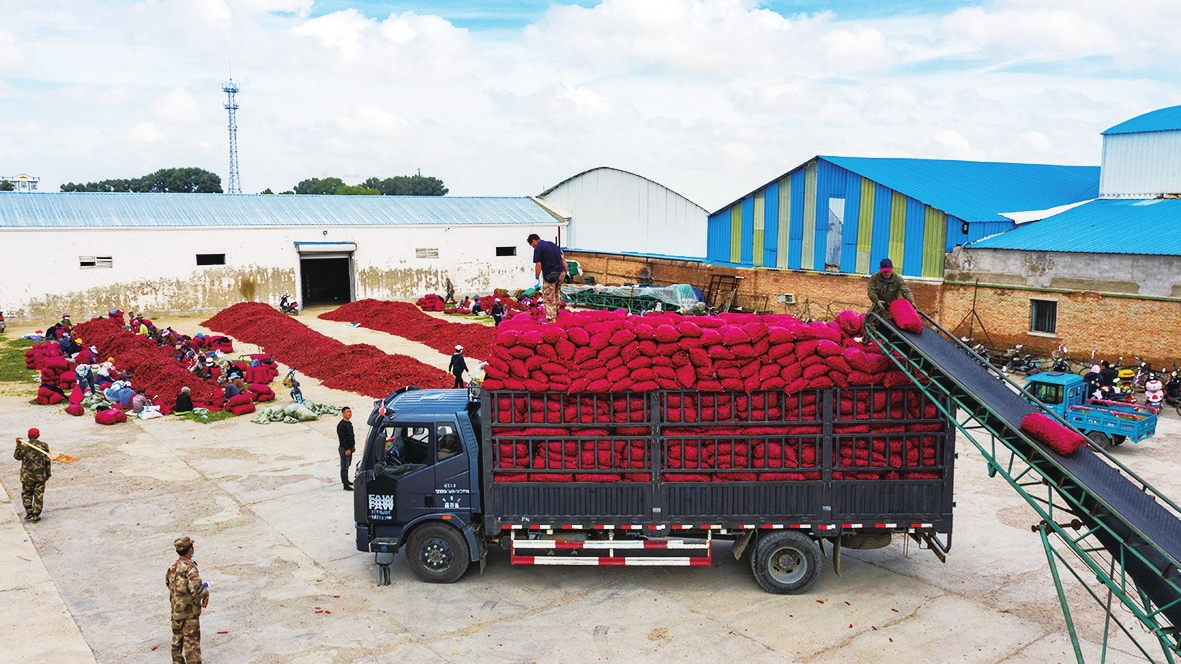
left=416, top=294, right=446, bottom=312
left=489, top=388, right=944, bottom=483
left=481, top=309, right=907, bottom=394
left=71, top=318, right=224, bottom=414
left=475, top=293, right=529, bottom=315
left=203, top=303, right=452, bottom=397
left=321, top=300, right=497, bottom=359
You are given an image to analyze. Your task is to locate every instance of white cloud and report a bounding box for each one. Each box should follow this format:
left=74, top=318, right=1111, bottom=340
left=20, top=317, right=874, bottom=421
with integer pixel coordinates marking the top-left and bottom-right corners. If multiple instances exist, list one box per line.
left=1, top=0, right=1180, bottom=207
left=335, top=104, right=415, bottom=139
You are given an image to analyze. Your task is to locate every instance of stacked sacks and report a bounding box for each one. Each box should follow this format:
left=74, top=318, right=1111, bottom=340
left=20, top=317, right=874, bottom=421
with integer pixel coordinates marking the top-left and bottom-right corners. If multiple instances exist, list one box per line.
left=481, top=309, right=910, bottom=395
left=249, top=383, right=276, bottom=402
left=245, top=354, right=279, bottom=384
left=416, top=293, right=446, bottom=312
left=226, top=394, right=256, bottom=416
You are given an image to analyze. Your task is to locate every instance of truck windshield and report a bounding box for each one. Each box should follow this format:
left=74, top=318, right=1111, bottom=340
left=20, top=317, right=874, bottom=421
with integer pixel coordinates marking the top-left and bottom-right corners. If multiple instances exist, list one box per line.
left=1027, top=382, right=1063, bottom=405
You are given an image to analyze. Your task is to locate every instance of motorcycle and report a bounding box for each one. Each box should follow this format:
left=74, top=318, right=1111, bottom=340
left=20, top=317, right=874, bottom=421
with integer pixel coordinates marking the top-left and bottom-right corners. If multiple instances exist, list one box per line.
left=282, top=368, right=304, bottom=404
left=1131, top=356, right=1153, bottom=392
left=1002, top=345, right=1040, bottom=375
left=961, top=337, right=991, bottom=367
left=1164, top=368, right=1181, bottom=407
left=1144, top=373, right=1165, bottom=415
left=1049, top=344, right=1071, bottom=373
left=279, top=293, right=299, bottom=316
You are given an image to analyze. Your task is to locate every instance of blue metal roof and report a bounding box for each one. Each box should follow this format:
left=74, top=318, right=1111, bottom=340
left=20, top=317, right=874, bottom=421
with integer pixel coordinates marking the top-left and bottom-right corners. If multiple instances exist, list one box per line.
left=819, top=156, right=1100, bottom=223
left=969, top=198, right=1181, bottom=256
left=1103, top=106, right=1181, bottom=136
left=0, top=192, right=560, bottom=228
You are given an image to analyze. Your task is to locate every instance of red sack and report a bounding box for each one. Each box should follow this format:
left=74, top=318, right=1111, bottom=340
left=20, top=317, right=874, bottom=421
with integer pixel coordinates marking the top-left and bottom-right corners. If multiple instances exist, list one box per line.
left=230, top=402, right=256, bottom=416
left=890, top=299, right=923, bottom=334
left=1020, top=412, right=1088, bottom=456
left=65, top=403, right=85, bottom=416
left=227, top=394, right=253, bottom=408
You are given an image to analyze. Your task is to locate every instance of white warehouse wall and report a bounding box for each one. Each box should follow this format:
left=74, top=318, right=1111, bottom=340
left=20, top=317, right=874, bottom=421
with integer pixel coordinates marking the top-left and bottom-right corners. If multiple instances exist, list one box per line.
left=539, top=167, right=708, bottom=259
left=0, top=223, right=558, bottom=322
left=1100, top=130, right=1181, bottom=197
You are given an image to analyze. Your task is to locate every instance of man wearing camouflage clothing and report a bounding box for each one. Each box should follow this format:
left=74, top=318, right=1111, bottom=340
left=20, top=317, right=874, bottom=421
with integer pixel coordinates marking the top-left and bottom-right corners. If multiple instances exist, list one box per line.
left=865, top=258, right=916, bottom=333
left=167, top=536, right=210, bottom=664
left=13, top=428, right=51, bottom=522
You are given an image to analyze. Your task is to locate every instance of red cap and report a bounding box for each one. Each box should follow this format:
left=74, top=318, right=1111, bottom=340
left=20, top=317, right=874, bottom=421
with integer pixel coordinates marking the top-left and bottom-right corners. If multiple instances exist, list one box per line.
left=27, top=428, right=40, bottom=438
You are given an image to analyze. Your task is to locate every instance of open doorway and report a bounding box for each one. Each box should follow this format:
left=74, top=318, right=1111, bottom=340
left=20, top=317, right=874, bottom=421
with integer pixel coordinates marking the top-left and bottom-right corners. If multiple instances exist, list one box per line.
left=300, top=256, right=353, bottom=306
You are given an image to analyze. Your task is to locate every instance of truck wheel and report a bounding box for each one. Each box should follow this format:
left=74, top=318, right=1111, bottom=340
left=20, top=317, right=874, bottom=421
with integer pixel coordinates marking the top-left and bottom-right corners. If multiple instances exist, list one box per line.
left=406, top=523, right=470, bottom=583
left=1086, top=431, right=1111, bottom=451
left=1112, top=435, right=1126, bottom=446
left=750, top=531, right=821, bottom=594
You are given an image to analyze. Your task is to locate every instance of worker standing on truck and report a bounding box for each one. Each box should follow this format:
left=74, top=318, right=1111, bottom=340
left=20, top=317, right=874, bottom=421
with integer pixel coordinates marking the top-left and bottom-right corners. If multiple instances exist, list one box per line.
left=449, top=345, right=469, bottom=389
left=166, top=536, right=209, bottom=664
left=866, top=258, right=916, bottom=331
left=338, top=407, right=355, bottom=492
left=527, top=233, right=567, bottom=323
left=14, top=429, right=51, bottom=522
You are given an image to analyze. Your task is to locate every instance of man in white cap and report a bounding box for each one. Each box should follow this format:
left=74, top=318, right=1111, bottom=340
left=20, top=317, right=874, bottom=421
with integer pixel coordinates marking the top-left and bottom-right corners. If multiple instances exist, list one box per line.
left=490, top=298, right=505, bottom=327
left=448, top=345, right=469, bottom=389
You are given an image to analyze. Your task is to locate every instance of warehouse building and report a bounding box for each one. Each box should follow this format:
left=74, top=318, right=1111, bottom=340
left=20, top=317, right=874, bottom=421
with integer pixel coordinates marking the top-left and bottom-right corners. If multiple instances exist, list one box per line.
left=0, top=193, right=562, bottom=322
left=537, top=167, right=708, bottom=259
left=945, top=105, right=1181, bottom=365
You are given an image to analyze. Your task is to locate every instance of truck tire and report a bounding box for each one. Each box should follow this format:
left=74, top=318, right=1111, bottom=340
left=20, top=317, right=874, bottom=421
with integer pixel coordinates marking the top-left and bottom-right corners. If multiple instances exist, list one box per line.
left=1086, top=431, right=1111, bottom=451
left=750, top=531, right=821, bottom=594
left=406, top=522, right=470, bottom=584
left=1112, top=435, right=1126, bottom=446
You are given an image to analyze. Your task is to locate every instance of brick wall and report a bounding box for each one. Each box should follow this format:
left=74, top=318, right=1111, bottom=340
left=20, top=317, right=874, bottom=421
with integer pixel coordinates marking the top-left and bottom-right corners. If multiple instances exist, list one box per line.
left=567, top=250, right=1181, bottom=370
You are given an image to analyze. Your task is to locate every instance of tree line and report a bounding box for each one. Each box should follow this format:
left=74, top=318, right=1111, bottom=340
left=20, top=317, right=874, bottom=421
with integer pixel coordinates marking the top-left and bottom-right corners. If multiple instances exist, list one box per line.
left=58, top=168, right=447, bottom=196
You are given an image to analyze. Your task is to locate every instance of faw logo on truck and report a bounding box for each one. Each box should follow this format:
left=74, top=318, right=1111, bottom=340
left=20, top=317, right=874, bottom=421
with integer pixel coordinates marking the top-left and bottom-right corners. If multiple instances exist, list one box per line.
left=368, top=494, right=394, bottom=520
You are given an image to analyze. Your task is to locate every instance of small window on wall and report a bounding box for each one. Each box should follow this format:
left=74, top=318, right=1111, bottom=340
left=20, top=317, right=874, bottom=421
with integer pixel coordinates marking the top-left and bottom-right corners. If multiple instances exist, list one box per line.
left=196, top=254, right=226, bottom=266
left=1030, top=299, right=1057, bottom=334
left=80, top=256, right=113, bottom=269
left=496, top=246, right=516, bottom=257
left=416, top=248, right=439, bottom=259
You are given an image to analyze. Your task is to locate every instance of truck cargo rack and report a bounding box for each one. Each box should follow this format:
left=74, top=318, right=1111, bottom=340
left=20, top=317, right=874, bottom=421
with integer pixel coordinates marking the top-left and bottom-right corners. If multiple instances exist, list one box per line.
left=864, top=311, right=1181, bottom=663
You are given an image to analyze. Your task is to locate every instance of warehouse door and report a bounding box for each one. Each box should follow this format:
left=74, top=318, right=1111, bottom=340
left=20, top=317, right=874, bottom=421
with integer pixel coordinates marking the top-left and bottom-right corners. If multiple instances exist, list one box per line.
left=300, top=255, right=353, bottom=306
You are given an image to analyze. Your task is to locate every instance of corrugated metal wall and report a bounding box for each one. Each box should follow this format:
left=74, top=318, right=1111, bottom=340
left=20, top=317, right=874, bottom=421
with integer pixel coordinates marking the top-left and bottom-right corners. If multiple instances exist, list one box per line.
left=705, top=158, right=1012, bottom=278
left=1099, top=130, right=1181, bottom=198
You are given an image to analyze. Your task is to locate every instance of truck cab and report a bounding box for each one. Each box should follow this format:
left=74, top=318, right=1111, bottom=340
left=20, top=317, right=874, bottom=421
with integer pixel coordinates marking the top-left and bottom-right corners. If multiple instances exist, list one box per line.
left=353, top=388, right=484, bottom=583
left=1022, top=372, right=1156, bottom=449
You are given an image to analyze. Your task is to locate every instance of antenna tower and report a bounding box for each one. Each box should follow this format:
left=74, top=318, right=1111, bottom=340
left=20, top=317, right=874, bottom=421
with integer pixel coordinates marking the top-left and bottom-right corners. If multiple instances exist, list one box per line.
left=222, top=78, right=241, bottom=194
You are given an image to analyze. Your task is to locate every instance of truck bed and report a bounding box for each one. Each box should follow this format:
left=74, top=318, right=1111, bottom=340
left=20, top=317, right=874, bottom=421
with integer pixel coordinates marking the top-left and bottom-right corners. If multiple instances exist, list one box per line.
left=480, top=387, right=955, bottom=534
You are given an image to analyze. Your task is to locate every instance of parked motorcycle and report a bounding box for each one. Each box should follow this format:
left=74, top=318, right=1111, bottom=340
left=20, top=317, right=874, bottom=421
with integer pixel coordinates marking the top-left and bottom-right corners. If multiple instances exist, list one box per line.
left=1050, top=344, right=1071, bottom=373
left=1144, top=373, right=1165, bottom=415
left=1131, top=356, right=1153, bottom=392
left=279, top=293, right=299, bottom=316
left=282, top=368, right=304, bottom=404
left=961, top=337, right=991, bottom=366
left=1002, top=345, right=1040, bottom=375
left=1164, top=368, right=1181, bottom=407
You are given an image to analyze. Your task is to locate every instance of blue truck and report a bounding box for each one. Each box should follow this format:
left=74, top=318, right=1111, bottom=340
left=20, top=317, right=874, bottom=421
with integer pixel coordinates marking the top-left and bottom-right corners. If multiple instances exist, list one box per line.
left=1021, top=372, right=1157, bottom=450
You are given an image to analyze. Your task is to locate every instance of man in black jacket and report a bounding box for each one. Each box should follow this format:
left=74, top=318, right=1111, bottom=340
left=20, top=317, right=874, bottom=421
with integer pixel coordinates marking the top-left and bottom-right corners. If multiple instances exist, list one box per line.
left=337, top=407, right=354, bottom=491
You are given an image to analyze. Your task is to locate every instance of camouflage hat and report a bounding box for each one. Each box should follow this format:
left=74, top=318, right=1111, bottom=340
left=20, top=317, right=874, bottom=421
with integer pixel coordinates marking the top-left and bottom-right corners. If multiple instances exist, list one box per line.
left=174, top=536, right=193, bottom=553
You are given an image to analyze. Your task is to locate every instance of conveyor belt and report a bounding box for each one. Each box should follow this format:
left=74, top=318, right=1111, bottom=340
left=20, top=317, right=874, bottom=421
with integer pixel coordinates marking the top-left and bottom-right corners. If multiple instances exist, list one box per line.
left=866, top=312, right=1181, bottom=653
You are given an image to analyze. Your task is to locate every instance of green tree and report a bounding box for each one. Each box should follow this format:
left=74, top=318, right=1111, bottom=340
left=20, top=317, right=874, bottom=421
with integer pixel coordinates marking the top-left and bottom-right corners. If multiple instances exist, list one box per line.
left=59, top=167, right=222, bottom=193
left=260, top=188, right=274, bottom=194
left=0, top=180, right=13, bottom=191
left=335, top=184, right=380, bottom=195
left=363, top=174, right=448, bottom=196
left=293, top=177, right=345, bottom=195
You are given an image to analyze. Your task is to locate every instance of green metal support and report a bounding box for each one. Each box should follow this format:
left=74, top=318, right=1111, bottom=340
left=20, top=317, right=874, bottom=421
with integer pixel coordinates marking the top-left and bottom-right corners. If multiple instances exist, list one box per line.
left=863, top=311, right=1181, bottom=663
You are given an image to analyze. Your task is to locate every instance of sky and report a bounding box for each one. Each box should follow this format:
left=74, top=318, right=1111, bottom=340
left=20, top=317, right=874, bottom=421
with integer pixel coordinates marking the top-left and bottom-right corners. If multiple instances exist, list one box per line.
left=2, top=0, right=1180, bottom=211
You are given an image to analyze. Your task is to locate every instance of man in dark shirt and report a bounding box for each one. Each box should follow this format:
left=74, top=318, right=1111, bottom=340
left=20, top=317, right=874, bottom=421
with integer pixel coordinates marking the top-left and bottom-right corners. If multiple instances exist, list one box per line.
left=337, top=407, right=355, bottom=491
left=490, top=298, right=505, bottom=327
left=449, top=345, right=469, bottom=389
left=528, top=233, right=566, bottom=323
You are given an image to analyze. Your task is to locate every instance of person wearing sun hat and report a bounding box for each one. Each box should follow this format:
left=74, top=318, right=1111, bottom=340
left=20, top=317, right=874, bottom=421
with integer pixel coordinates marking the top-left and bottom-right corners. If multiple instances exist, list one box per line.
left=13, top=428, right=51, bottom=522
left=448, top=345, right=469, bottom=389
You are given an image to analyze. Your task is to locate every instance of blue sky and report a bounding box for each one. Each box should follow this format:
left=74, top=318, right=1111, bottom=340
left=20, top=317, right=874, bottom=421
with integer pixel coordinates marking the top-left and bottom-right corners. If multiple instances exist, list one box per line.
left=1, top=0, right=1179, bottom=209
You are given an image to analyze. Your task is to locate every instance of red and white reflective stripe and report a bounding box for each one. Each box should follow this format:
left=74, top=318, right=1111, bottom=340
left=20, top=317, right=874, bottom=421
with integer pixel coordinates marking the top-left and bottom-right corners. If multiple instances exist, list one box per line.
left=512, top=556, right=712, bottom=567
left=760, top=524, right=785, bottom=530
left=592, top=524, right=614, bottom=530
left=910, top=523, right=933, bottom=528
left=875, top=523, right=897, bottom=529
left=842, top=523, right=863, bottom=529
left=789, top=524, right=809, bottom=529
left=621, top=525, right=644, bottom=530
left=815, top=524, right=839, bottom=531
left=512, top=539, right=710, bottom=551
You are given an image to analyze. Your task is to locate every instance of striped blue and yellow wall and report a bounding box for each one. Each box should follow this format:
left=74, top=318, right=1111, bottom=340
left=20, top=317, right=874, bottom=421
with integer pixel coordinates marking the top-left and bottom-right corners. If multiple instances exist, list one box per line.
left=706, top=158, right=1015, bottom=278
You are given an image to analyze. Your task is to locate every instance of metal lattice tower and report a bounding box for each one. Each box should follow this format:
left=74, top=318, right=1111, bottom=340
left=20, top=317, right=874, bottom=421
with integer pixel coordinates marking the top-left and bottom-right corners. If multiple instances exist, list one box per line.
left=222, top=78, right=241, bottom=194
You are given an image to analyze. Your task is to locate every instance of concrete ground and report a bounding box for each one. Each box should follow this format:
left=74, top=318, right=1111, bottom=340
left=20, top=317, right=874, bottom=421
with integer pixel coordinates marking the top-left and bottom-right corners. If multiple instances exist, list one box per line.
left=0, top=313, right=1175, bottom=663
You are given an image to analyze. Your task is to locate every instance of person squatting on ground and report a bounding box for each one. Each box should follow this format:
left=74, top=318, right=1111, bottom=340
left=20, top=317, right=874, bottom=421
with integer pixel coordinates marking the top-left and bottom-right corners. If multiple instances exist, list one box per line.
left=14, top=428, right=51, bottom=522
left=527, top=233, right=567, bottom=323
left=865, top=258, right=916, bottom=332
left=449, top=345, right=469, bottom=389
left=167, top=536, right=209, bottom=664
left=338, top=407, right=355, bottom=491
